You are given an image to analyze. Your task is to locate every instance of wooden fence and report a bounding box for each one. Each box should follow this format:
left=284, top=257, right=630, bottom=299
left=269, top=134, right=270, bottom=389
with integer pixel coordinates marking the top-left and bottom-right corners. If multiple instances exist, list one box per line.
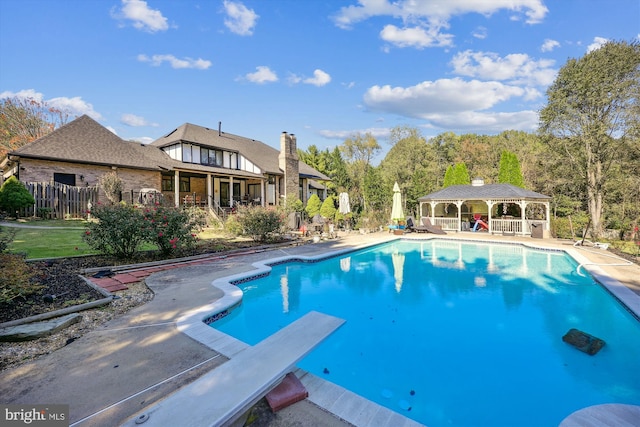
left=21, top=182, right=99, bottom=219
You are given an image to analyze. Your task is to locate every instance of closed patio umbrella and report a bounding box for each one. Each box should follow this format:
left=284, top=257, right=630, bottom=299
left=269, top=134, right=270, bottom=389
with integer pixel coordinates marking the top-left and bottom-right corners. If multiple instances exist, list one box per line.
left=339, top=192, right=350, bottom=215
left=391, top=182, right=404, bottom=222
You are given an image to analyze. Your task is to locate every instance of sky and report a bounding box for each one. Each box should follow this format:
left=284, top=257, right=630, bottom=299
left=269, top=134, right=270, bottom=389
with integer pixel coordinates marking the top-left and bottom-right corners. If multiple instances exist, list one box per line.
left=1, top=0, right=639, bottom=163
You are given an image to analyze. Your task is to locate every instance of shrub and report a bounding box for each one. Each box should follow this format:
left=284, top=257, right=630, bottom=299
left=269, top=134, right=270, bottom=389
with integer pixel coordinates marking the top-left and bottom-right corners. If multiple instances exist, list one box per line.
left=234, top=205, right=285, bottom=242
left=320, top=196, right=337, bottom=221
left=551, top=213, right=589, bottom=239
left=83, top=203, right=148, bottom=259
left=0, top=253, right=41, bottom=304
left=305, top=194, right=322, bottom=218
left=224, top=213, right=244, bottom=235
left=0, top=225, right=17, bottom=253
left=0, top=177, right=35, bottom=217
left=99, top=172, right=123, bottom=204
left=141, top=204, right=205, bottom=255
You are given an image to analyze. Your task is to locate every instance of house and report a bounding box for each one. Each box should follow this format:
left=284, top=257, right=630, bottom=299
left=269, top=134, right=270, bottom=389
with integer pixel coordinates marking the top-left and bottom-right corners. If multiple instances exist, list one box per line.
left=1, top=115, right=329, bottom=214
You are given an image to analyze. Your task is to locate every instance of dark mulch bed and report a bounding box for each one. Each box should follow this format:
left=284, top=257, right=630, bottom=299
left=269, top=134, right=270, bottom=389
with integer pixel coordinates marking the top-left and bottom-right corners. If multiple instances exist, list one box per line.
left=0, top=239, right=269, bottom=324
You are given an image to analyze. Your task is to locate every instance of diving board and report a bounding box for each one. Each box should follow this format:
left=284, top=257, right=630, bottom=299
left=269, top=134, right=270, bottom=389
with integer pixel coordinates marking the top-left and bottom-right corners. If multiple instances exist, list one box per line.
left=122, top=311, right=345, bottom=427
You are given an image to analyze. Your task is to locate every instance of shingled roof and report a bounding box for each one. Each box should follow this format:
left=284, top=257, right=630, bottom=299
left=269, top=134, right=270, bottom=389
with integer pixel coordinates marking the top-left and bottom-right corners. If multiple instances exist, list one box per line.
left=9, top=115, right=172, bottom=171
left=418, top=183, right=550, bottom=201
left=151, top=123, right=330, bottom=180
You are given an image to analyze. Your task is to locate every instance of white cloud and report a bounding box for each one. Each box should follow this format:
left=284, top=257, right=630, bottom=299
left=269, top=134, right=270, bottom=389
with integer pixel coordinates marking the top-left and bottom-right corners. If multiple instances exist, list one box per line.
left=364, top=78, right=525, bottom=118
left=1, top=89, right=102, bottom=120
left=121, top=113, right=158, bottom=127
left=472, top=26, right=488, bottom=40
left=319, top=127, right=390, bottom=140
left=137, top=54, right=212, bottom=69
left=541, top=38, right=560, bottom=52
left=451, top=50, right=556, bottom=86
left=114, top=0, right=169, bottom=33
left=332, top=0, right=548, bottom=49
left=425, top=110, right=539, bottom=132
left=106, top=126, right=118, bottom=135
left=587, top=36, right=609, bottom=53
left=128, top=136, right=155, bottom=144
left=223, top=0, right=259, bottom=36
left=303, top=69, right=332, bottom=86
left=48, top=96, right=102, bottom=119
left=0, top=89, right=45, bottom=102
left=380, top=24, right=453, bottom=48
left=244, top=66, right=278, bottom=84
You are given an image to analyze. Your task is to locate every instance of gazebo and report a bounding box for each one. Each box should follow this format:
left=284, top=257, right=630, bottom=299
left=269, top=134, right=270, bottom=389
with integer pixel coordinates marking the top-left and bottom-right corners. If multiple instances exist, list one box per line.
left=417, top=179, right=551, bottom=237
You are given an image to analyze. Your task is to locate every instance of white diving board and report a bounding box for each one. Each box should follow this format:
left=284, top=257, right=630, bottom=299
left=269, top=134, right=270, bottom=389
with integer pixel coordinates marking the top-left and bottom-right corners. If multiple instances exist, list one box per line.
left=122, top=311, right=345, bottom=427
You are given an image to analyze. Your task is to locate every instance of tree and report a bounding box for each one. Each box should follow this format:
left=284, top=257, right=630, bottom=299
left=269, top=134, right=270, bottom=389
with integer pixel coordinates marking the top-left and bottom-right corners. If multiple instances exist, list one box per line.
left=0, top=97, right=70, bottom=158
left=539, top=40, right=640, bottom=238
left=0, top=176, right=35, bottom=217
left=379, top=126, right=436, bottom=208
left=498, top=151, right=524, bottom=187
left=340, top=132, right=381, bottom=211
left=443, top=163, right=470, bottom=187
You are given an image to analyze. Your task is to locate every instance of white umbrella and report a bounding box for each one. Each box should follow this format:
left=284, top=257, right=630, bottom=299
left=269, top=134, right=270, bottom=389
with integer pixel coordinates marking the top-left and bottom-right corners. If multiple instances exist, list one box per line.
left=390, top=182, right=404, bottom=222
left=339, top=192, right=351, bottom=214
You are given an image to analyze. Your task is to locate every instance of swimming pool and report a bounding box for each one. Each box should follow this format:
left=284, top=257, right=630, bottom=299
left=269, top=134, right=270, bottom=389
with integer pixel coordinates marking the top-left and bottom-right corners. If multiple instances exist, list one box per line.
left=211, top=240, right=640, bottom=427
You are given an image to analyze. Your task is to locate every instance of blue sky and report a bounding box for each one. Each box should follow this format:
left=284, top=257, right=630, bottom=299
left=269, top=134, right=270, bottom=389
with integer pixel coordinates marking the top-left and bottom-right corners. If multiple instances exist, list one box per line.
left=1, top=0, right=638, bottom=161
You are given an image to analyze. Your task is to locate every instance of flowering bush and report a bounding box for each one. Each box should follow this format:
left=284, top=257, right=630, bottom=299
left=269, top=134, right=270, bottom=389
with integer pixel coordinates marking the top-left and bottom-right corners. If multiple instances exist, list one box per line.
left=233, top=205, right=285, bottom=242
left=141, top=205, right=205, bottom=255
left=83, top=203, right=148, bottom=259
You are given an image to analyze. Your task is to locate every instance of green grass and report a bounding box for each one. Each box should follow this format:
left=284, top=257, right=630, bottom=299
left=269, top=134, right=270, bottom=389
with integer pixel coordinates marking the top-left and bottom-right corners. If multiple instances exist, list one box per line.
left=8, top=227, right=98, bottom=259
left=9, top=218, right=90, bottom=228
left=3, top=220, right=233, bottom=259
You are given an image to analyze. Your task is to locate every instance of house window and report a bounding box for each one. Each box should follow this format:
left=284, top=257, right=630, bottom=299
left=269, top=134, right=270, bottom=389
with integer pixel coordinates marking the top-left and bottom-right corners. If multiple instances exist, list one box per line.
left=161, top=175, right=174, bottom=191
left=248, top=183, right=261, bottom=199
left=179, top=176, right=190, bottom=192
left=54, top=173, right=76, bottom=186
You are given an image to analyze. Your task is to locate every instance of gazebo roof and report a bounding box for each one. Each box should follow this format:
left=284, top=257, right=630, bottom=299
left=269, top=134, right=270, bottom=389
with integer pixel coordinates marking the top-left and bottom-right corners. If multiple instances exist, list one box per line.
left=418, top=183, right=551, bottom=201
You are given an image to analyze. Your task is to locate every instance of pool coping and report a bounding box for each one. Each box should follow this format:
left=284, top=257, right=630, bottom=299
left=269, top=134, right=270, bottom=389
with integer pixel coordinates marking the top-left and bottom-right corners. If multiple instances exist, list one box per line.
left=175, top=236, right=640, bottom=427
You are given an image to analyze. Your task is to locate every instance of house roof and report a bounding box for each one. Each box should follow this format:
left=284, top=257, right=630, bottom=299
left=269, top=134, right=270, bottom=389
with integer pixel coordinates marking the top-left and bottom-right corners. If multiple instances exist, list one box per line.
left=418, top=183, right=551, bottom=201
left=7, top=116, right=329, bottom=181
left=9, top=115, right=172, bottom=171
left=151, top=123, right=330, bottom=180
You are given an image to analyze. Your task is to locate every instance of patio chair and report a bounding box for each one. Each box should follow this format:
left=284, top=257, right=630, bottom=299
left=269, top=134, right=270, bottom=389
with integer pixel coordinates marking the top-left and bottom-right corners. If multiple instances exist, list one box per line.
left=405, top=216, right=428, bottom=233
left=420, top=217, right=447, bottom=235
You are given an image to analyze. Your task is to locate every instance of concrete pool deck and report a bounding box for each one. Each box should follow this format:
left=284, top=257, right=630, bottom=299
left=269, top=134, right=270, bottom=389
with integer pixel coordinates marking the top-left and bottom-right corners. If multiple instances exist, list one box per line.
left=1, top=231, right=639, bottom=426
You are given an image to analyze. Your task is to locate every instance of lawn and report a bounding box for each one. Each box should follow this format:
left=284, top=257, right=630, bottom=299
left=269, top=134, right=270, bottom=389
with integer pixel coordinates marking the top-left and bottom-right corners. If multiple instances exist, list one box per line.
left=8, top=227, right=98, bottom=259
left=2, top=219, right=247, bottom=259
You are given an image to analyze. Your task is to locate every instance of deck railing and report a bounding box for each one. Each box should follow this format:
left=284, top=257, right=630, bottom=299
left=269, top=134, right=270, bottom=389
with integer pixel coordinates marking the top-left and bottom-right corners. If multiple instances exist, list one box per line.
left=430, top=217, right=530, bottom=234
left=432, top=217, right=459, bottom=231
left=491, top=219, right=523, bottom=234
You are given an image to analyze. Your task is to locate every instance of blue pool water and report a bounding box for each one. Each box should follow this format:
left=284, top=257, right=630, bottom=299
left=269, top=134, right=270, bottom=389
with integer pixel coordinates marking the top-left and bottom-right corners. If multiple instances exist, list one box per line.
left=212, top=240, right=640, bottom=427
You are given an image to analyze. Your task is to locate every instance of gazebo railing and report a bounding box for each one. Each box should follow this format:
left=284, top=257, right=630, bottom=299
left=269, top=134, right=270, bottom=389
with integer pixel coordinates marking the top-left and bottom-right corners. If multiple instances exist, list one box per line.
left=491, top=219, right=523, bottom=234
left=432, top=217, right=459, bottom=231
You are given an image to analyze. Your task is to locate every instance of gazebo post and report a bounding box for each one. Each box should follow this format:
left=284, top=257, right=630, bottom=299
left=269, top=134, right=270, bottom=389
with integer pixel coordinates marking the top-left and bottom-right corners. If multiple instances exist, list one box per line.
left=520, top=200, right=527, bottom=235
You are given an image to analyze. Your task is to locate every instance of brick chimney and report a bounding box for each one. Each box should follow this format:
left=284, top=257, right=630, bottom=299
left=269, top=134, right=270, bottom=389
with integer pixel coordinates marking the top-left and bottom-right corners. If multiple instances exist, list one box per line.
left=279, top=131, right=299, bottom=200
